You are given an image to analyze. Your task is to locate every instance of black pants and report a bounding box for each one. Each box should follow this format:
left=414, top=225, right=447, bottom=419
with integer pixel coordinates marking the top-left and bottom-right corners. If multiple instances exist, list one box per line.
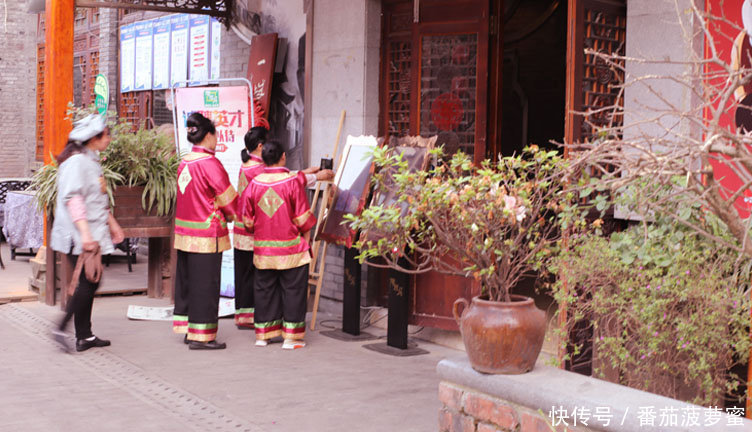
left=59, top=253, right=100, bottom=340
left=173, top=250, right=222, bottom=342
left=233, top=249, right=255, bottom=327
left=253, top=264, right=309, bottom=341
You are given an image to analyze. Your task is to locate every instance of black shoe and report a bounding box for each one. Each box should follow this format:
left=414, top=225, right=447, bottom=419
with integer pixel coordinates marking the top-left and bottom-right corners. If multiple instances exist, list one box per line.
left=76, top=336, right=111, bottom=352
left=52, top=330, right=71, bottom=353
left=184, top=335, right=189, bottom=345
left=236, top=324, right=254, bottom=330
left=188, top=340, right=227, bottom=350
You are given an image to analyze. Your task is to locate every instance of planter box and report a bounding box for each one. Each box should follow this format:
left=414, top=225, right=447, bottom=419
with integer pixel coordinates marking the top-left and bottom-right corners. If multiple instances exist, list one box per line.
left=112, top=186, right=173, bottom=238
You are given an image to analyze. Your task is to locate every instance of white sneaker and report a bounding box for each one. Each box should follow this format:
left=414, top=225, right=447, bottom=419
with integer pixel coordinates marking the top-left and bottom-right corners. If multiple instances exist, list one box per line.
left=282, top=339, right=306, bottom=350
left=255, top=339, right=268, bottom=347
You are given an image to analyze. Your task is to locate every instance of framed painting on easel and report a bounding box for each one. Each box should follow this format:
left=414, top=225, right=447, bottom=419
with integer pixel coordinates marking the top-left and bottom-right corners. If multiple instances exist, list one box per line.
left=317, top=135, right=380, bottom=247
left=361, top=135, right=437, bottom=243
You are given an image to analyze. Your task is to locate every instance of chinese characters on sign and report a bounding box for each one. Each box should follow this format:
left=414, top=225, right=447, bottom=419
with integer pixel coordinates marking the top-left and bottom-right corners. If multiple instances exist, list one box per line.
left=119, top=14, right=222, bottom=93
left=549, top=406, right=746, bottom=428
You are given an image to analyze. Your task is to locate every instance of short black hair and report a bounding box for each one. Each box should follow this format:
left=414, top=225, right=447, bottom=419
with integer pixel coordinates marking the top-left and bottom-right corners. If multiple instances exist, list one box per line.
left=261, top=140, right=285, bottom=165
left=186, top=112, right=216, bottom=144
left=244, top=126, right=267, bottom=152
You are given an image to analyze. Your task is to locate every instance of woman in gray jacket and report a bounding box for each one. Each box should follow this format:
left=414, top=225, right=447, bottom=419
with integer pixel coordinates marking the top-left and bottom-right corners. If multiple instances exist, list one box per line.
left=50, top=114, right=124, bottom=353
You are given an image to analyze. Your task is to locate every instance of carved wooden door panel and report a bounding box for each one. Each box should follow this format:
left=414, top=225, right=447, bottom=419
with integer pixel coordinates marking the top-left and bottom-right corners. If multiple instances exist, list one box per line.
left=564, top=0, right=626, bottom=375
left=380, top=0, right=489, bottom=330
left=565, top=0, right=626, bottom=145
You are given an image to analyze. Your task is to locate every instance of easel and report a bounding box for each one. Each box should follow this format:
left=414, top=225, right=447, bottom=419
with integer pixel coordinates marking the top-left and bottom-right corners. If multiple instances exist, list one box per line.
left=309, top=110, right=346, bottom=330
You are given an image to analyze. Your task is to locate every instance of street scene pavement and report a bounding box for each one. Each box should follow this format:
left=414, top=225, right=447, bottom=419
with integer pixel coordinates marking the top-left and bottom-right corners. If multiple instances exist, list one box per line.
left=0, top=248, right=458, bottom=432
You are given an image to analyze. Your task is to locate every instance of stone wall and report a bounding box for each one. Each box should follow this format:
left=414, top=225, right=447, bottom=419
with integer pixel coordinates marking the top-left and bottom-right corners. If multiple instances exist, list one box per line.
left=0, top=8, right=38, bottom=177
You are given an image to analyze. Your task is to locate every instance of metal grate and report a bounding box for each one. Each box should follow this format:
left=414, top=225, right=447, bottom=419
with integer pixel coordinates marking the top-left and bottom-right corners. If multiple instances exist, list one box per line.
left=0, top=304, right=264, bottom=432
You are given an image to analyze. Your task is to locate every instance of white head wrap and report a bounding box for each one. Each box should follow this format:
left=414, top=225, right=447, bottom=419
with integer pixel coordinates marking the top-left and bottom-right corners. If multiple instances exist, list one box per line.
left=744, top=0, right=752, bottom=39
left=69, top=114, right=107, bottom=143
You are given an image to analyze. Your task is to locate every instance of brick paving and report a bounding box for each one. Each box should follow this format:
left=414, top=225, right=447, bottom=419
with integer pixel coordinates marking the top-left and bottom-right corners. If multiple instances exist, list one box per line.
left=0, top=255, right=456, bottom=432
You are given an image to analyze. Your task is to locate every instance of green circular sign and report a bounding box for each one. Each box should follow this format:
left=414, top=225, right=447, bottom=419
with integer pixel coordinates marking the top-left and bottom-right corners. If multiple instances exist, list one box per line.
left=94, top=74, right=109, bottom=116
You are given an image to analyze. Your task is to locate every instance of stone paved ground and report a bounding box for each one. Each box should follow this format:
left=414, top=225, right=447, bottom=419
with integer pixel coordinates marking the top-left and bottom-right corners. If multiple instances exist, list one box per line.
left=0, top=284, right=455, bottom=432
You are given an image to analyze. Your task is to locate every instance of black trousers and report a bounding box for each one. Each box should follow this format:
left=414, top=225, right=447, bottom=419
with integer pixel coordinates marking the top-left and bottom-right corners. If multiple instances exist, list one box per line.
left=253, top=264, right=309, bottom=341
left=173, top=250, right=222, bottom=342
left=59, top=253, right=101, bottom=340
left=233, top=249, right=255, bottom=327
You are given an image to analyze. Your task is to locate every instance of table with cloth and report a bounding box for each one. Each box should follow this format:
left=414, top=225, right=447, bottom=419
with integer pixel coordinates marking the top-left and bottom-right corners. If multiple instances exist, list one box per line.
left=2, top=190, right=43, bottom=259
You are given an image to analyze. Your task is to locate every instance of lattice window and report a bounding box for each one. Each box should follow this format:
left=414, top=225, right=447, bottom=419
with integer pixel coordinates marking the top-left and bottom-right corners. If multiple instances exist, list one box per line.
left=120, top=92, right=142, bottom=129
left=387, top=40, right=412, bottom=137
left=36, top=44, right=45, bottom=162
left=74, top=8, right=89, bottom=29
left=419, top=34, right=478, bottom=158
left=580, top=8, right=626, bottom=141
left=85, top=50, right=100, bottom=106
left=73, top=55, right=86, bottom=107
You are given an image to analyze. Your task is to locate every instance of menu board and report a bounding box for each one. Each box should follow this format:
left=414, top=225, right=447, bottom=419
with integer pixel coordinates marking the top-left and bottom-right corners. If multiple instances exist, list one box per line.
left=120, top=24, right=136, bottom=93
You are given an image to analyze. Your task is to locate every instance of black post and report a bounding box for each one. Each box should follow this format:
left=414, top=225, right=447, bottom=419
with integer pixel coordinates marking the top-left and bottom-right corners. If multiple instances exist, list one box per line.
left=342, top=247, right=361, bottom=335
left=386, top=258, right=410, bottom=349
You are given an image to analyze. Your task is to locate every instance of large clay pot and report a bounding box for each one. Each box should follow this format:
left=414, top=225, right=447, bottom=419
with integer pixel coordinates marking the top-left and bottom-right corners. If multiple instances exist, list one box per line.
left=453, top=295, right=546, bottom=374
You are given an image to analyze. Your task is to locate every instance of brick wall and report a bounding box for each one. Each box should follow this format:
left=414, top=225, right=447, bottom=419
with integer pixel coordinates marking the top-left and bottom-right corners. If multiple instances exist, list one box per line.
left=0, top=9, right=38, bottom=177
left=438, top=382, right=589, bottom=432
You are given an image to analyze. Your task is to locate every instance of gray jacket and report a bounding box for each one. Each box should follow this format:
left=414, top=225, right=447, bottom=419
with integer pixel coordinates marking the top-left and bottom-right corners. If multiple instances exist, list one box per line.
left=50, top=149, right=114, bottom=255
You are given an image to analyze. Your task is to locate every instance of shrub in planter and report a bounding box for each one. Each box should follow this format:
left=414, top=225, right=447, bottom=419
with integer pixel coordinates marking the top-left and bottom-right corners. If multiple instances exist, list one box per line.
left=31, top=105, right=179, bottom=217
left=550, top=201, right=751, bottom=405
left=347, top=145, right=583, bottom=373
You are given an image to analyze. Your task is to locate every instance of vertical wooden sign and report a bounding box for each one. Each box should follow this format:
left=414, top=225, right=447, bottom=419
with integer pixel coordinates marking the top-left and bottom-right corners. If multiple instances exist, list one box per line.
left=246, top=33, right=278, bottom=119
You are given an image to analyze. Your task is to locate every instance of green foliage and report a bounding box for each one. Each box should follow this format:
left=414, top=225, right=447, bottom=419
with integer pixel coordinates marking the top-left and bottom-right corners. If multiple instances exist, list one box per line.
left=346, top=145, right=583, bottom=302
left=30, top=105, right=178, bottom=216
left=550, top=198, right=751, bottom=406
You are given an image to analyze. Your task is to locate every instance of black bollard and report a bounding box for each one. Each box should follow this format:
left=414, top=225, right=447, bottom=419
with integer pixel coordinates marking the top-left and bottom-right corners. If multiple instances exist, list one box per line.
left=342, top=247, right=361, bottom=336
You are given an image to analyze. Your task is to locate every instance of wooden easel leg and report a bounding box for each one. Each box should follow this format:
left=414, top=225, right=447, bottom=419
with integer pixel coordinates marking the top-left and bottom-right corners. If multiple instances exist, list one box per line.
left=310, top=242, right=328, bottom=330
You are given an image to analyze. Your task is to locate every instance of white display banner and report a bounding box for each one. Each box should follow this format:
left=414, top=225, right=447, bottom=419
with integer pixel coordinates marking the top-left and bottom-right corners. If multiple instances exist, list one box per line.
left=152, top=16, right=171, bottom=90
left=174, top=86, right=252, bottom=297
left=210, top=18, right=222, bottom=81
left=120, top=24, right=136, bottom=93
left=170, top=14, right=190, bottom=88
left=134, top=20, right=154, bottom=91
left=189, top=15, right=210, bottom=85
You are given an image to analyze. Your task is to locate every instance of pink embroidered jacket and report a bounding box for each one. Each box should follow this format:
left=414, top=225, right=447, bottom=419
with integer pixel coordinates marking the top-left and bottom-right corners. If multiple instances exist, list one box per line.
left=233, top=154, right=265, bottom=251
left=242, top=167, right=316, bottom=270
left=174, top=146, right=238, bottom=253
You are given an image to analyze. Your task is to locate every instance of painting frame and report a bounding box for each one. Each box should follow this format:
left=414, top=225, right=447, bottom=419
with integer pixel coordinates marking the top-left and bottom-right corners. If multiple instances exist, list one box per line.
left=316, top=135, right=380, bottom=247
left=361, top=135, right=437, bottom=244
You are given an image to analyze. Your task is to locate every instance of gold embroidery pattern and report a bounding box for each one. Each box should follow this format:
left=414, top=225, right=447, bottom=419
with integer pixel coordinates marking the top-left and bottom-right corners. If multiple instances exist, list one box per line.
left=178, top=166, right=192, bottom=194
left=183, top=152, right=211, bottom=162
left=215, top=186, right=238, bottom=207
left=254, top=251, right=311, bottom=270
left=293, top=210, right=314, bottom=228
left=174, top=234, right=231, bottom=253
left=233, top=233, right=254, bottom=251
left=258, top=187, right=284, bottom=218
left=254, top=172, right=297, bottom=184
left=237, top=173, right=249, bottom=196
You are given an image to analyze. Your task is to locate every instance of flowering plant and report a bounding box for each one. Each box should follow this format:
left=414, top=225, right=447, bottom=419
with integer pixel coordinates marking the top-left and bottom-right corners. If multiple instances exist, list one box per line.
left=346, top=145, right=580, bottom=303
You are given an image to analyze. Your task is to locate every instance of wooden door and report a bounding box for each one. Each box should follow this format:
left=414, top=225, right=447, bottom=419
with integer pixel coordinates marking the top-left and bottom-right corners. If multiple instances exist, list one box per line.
left=379, top=0, right=491, bottom=330
left=564, top=0, right=626, bottom=375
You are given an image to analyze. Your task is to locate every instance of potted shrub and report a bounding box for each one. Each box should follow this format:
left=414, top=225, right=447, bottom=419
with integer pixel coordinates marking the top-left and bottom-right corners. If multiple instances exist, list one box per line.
left=347, top=145, right=582, bottom=374
left=31, top=105, right=179, bottom=222
left=550, top=189, right=751, bottom=405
